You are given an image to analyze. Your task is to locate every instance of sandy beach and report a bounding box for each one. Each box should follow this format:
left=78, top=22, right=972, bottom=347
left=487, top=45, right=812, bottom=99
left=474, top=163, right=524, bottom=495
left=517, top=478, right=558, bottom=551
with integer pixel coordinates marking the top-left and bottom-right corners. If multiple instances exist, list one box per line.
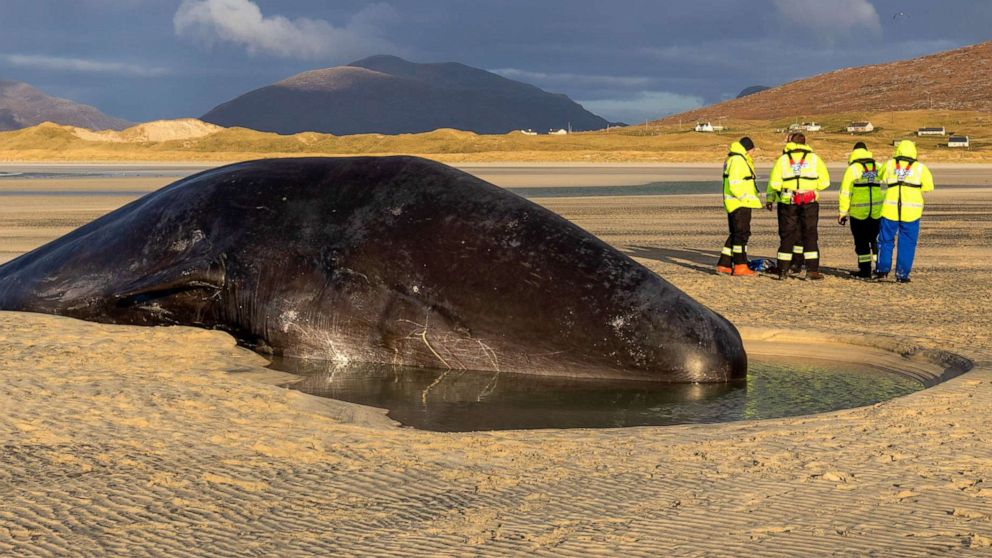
left=1, top=165, right=991, bottom=556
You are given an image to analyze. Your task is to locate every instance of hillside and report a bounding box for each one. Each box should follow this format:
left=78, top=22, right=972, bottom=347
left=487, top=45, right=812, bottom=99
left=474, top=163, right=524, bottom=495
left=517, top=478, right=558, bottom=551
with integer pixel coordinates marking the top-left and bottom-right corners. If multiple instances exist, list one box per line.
left=658, top=41, right=992, bottom=124
left=0, top=80, right=130, bottom=131
left=2, top=109, right=991, bottom=164
left=201, top=55, right=609, bottom=135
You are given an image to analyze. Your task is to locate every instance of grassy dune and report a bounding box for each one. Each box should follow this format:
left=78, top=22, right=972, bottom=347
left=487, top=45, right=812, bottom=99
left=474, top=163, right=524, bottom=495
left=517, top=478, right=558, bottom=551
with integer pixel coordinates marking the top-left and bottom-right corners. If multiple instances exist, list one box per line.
left=1, top=110, right=990, bottom=164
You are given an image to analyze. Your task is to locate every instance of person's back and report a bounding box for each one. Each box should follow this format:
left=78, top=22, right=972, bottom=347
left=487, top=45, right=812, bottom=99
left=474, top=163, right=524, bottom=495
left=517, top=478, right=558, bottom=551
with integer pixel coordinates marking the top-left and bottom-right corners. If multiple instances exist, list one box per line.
left=766, top=134, right=830, bottom=280
left=767, top=142, right=830, bottom=200
left=879, top=140, right=934, bottom=223
left=874, top=140, right=934, bottom=282
left=838, top=142, right=883, bottom=277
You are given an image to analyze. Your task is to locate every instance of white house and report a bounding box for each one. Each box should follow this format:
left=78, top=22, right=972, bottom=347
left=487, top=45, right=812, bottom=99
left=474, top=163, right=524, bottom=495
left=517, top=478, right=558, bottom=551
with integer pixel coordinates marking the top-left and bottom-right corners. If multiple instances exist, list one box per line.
left=917, top=127, right=946, bottom=136
left=948, top=136, right=970, bottom=148
left=549, top=128, right=568, bottom=135
left=694, top=122, right=715, bottom=132
left=787, top=122, right=820, bottom=132
left=847, top=121, right=874, bottom=133
left=519, top=129, right=537, bottom=136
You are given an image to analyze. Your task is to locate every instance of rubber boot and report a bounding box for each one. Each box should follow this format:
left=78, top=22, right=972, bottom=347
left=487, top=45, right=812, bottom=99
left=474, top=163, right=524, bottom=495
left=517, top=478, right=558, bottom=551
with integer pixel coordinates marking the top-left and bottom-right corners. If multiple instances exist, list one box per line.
left=716, top=265, right=733, bottom=275
left=857, top=261, right=872, bottom=278
left=733, top=264, right=756, bottom=277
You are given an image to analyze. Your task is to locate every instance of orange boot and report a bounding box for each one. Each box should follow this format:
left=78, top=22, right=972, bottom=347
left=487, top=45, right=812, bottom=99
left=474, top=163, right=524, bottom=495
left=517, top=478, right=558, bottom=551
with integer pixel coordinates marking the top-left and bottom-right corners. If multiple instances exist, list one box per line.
left=733, top=264, right=756, bottom=277
left=716, top=265, right=733, bottom=275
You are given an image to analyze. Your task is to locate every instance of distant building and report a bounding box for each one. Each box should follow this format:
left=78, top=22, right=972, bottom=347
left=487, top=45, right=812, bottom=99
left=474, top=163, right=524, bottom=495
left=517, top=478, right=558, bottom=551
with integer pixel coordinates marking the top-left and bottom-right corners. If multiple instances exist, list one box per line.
left=847, top=121, right=874, bottom=133
left=694, top=122, right=715, bottom=132
left=790, top=122, right=821, bottom=132
left=948, top=136, right=970, bottom=148
left=519, top=129, right=537, bottom=136
left=917, top=127, right=946, bottom=136
left=549, top=128, right=568, bottom=135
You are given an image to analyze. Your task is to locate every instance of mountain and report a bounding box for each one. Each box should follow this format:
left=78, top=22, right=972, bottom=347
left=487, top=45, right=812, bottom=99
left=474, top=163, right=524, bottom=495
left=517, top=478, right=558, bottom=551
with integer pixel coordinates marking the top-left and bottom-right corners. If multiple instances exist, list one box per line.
left=0, top=80, right=130, bottom=131
left=657, top=41, right=992, bottom=123
left=736, top=85, right=769, bottom=98
left=201, top=55, right=610, bottom=135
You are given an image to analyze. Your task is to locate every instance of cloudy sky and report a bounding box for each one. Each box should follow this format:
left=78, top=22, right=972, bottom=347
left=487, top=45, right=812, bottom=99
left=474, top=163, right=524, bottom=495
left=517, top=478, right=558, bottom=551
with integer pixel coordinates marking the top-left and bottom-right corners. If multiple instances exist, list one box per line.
left=1, top=0, right=990, bottom=124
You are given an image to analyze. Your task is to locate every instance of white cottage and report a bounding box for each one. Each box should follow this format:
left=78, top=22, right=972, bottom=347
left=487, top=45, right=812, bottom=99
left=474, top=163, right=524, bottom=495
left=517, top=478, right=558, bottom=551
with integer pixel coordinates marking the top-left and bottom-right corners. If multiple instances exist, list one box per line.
left=948, top=136, right=970, bottom=148
left=847, top=121, right=874, bottom=133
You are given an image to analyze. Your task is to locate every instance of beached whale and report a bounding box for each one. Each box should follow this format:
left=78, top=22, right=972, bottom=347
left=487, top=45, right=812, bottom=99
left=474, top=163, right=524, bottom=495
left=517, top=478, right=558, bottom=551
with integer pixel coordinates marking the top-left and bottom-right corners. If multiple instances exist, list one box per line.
left=0, top=157, right=746, bottom=382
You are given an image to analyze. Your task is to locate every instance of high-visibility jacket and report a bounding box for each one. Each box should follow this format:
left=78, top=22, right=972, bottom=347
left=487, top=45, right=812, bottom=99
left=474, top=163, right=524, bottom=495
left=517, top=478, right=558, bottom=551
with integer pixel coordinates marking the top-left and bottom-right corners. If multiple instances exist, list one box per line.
left=766, top=144, right=830, bottom=204
left=878, top=140, right=934, bottom=222
left=838, top=147, right=883, bottom=220
left=722, top=141, right=761, bottom=212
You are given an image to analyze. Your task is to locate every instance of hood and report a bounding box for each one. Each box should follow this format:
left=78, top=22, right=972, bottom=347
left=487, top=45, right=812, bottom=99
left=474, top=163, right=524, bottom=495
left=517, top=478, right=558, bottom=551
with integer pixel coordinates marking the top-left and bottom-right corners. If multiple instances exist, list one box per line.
left=728, top=141, right=748, bottom=156
left=848, top=147, right=874, bottom=164
left=895, top=140, right=918, bottom=160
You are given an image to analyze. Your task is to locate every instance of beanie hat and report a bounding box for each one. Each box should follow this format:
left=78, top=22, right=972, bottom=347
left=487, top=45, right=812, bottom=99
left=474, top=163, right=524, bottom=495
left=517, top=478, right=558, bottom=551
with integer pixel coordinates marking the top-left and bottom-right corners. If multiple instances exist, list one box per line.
left=739, top=137, right=755, bottom=151
left=854, top=141, right=867, bottom=150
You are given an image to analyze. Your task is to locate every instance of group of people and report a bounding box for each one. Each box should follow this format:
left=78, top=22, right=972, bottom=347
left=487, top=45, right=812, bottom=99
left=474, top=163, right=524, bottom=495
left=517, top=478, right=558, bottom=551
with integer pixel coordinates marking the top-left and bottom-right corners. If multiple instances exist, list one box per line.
left=717, top=134, right=934, bottom=282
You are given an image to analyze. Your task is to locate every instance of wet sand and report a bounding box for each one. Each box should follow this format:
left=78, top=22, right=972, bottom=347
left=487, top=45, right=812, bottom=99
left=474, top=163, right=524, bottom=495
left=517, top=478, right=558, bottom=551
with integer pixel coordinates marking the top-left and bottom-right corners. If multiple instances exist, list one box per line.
left=1, top=165, right=991, bottom=555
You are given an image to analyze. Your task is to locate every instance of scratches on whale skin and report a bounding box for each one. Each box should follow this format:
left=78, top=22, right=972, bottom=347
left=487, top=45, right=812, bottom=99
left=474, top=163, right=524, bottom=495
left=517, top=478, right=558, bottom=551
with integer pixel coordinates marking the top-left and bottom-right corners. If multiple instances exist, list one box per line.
left=288, top=319, right=357, bottom=365
left=443, top=337, right=501, bottom=373
left=420, top=326, right=451, bottom=369
left=397, top=314, right=453, bottom=370
left=472, top=339, right=500, bottom=372
left=394, top=312, right=503, bottom=373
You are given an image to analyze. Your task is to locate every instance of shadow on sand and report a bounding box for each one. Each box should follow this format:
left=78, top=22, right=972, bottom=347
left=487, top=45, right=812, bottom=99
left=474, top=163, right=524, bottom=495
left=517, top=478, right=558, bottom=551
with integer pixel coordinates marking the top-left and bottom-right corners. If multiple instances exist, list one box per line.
left=624, top=245, right=856, bottom=280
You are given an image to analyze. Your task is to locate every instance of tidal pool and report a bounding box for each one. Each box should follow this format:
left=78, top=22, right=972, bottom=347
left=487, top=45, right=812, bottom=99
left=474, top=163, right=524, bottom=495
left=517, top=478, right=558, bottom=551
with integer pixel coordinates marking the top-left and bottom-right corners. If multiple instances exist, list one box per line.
left=268, top=357, right=924, bottom=432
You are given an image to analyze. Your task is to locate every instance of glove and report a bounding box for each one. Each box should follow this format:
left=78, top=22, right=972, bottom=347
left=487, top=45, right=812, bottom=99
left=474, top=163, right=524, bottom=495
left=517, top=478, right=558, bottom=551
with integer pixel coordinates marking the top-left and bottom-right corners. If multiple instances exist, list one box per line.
left=765, top=202, right=774, bottom=212
left=838, top=215, right=848, bottom=226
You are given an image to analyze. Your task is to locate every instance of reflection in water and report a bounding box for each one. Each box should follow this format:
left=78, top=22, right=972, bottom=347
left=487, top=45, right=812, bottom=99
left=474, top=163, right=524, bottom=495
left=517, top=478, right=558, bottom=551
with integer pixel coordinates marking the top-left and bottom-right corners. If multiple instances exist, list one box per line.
left=268, top=357, right=924, bottom=432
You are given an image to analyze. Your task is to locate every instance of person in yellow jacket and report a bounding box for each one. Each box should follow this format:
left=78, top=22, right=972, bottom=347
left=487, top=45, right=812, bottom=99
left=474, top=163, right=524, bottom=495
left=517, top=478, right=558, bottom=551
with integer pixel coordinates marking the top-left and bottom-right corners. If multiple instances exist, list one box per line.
left=765, top=133, right=830, bottom=280
left=716, top=137, right=761, bottom=276
left=837, top=141, right=883, bottom=278
left=875, top=140, right=934, bottom=283
left=779, top=133, right=807, bottom=273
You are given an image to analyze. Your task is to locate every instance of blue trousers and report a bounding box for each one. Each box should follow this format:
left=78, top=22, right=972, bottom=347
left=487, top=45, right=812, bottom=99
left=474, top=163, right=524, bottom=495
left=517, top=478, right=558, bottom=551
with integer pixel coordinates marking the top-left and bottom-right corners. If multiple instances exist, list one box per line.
left=876, top=218, right=920, bottom=279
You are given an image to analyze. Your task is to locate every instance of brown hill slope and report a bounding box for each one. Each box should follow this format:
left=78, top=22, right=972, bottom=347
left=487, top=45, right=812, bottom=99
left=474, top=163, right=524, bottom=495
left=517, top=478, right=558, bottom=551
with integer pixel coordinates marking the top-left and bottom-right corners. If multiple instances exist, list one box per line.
left=656, top=41, right=992, bottom=124
left=0, top=80, right=130, bottom=131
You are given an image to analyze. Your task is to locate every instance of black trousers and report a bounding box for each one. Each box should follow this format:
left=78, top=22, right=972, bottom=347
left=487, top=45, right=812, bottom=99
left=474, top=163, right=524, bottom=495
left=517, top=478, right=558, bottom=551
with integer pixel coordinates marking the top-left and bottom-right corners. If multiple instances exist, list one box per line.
left=850, top=216, right=880, bottom=275
left=718, top=208, right=752, bottom=267
left=777, top=202, right=820, bottom=272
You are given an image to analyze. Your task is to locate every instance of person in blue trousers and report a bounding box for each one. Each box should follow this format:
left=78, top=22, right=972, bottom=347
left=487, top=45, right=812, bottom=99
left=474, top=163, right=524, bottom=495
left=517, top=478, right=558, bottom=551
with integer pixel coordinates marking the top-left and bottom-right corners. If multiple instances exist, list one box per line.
left=875, top=140, right=935, bottom=283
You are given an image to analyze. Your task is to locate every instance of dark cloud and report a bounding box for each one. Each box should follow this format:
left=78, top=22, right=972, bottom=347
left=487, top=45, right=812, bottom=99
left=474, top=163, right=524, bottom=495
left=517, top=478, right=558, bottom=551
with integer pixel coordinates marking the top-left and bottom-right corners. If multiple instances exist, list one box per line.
left=0, top=0, right=988, bottom=123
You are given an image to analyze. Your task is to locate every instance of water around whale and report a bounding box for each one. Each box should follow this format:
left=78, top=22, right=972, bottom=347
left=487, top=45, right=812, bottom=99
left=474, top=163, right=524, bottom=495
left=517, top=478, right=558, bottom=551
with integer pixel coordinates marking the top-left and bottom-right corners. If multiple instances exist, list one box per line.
left=268, top=356, right=924, bottom=431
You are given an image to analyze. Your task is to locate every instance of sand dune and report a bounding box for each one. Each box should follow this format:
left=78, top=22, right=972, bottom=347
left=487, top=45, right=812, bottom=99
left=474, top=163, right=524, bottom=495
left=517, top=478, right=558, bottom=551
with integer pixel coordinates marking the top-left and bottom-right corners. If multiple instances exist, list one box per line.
left=69, top=118, right=225, bottom=143
left=1, top=172, right=991, bottom=555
